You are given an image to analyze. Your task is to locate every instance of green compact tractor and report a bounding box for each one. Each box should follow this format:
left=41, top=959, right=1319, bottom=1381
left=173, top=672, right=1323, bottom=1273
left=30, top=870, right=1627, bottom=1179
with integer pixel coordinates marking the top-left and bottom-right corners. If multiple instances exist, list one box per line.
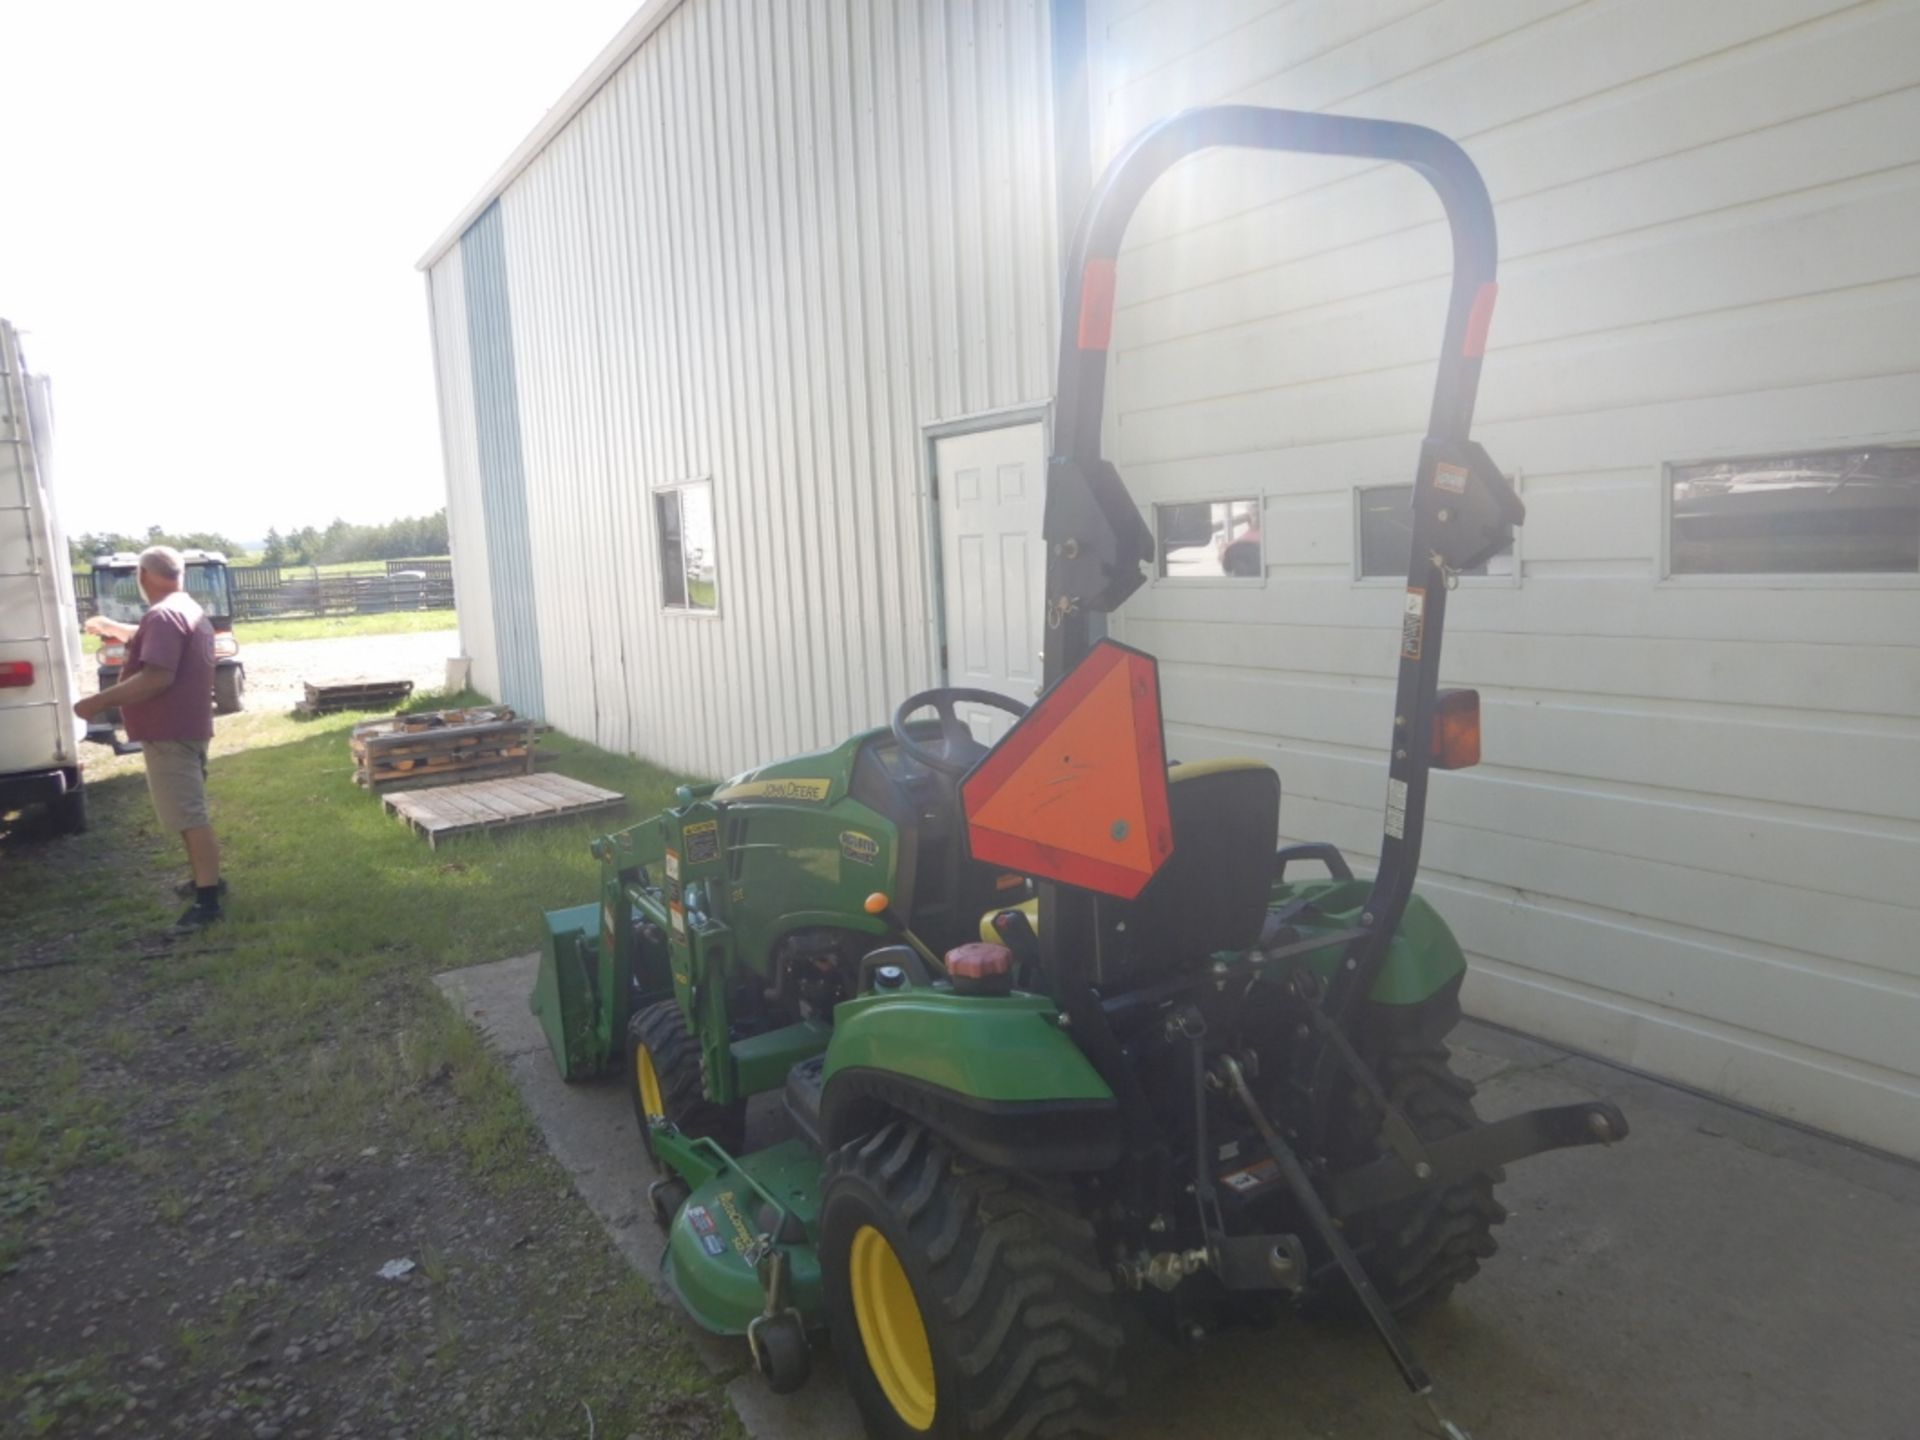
left=533, top=107, right=1626, bottom=1439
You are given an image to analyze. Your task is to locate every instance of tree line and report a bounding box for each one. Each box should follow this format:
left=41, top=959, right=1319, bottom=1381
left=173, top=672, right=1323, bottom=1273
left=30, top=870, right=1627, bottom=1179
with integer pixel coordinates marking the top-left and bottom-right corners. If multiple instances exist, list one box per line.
left=70, top=511, right=450, bottom=568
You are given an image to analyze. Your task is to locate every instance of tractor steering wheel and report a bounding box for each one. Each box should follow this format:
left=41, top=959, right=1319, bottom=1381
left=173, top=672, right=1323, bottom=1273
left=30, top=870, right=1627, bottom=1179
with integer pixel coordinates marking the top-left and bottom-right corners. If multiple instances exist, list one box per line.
left=890, top=688, right=1029, bottom=777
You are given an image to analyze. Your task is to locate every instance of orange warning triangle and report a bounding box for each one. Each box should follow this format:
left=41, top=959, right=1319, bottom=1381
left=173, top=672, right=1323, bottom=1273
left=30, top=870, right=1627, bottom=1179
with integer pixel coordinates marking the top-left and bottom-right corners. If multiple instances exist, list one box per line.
left=962, top=641, right=1173, bottom=899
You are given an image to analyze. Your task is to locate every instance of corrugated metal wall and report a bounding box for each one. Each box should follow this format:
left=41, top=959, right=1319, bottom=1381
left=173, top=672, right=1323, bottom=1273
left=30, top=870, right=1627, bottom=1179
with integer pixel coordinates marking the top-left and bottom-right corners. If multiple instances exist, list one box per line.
left=1088, top=0, right=1920, bottom=1158
left=460, top=202, right=547, bottom=717
left=425, top=247, right=500, bottom=701
left=423, top=0, right=1059, bottom=778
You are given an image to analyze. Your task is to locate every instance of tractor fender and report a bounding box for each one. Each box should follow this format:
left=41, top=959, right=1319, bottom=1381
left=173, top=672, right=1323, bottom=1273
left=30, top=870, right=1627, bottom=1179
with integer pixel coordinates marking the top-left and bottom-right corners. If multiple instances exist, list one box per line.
left=1276, top=881, right=1468, bottom=1006
left=821, top=991, right=1121, bottom=1173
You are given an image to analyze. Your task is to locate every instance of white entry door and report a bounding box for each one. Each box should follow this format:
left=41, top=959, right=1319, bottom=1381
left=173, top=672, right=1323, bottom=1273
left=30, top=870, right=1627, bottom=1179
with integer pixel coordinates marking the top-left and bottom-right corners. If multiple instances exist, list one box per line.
left=935, top=421, right=1047, bottom=745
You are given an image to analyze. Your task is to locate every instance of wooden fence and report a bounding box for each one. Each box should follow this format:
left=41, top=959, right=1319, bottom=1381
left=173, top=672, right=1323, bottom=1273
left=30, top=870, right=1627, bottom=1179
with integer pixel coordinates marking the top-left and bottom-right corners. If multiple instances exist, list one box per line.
left=74, top=560, right=455, bottom=621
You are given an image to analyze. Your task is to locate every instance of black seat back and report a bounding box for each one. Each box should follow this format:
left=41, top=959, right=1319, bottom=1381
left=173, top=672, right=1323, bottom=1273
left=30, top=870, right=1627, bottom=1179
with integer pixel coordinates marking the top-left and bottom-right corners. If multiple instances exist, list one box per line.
left=1098, top=760, right=1279, bottom=985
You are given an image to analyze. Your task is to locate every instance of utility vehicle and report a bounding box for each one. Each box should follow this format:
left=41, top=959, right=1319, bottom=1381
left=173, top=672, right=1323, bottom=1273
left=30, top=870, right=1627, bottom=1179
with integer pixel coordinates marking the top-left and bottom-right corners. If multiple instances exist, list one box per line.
left=533, top=106, right=1627, bottom=1439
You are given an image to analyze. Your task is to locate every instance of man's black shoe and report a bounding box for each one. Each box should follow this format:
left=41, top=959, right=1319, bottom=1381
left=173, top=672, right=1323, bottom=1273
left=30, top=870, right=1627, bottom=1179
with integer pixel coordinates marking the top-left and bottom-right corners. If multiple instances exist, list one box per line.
left=171, top=902, right=224, bottom=935
left=174, top=877, right=229, bottom=901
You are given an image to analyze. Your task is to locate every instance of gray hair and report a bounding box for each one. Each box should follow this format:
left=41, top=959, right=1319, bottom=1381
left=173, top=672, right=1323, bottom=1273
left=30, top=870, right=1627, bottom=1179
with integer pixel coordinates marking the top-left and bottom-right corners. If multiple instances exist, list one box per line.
left=138, top=545, right=184, bottom=582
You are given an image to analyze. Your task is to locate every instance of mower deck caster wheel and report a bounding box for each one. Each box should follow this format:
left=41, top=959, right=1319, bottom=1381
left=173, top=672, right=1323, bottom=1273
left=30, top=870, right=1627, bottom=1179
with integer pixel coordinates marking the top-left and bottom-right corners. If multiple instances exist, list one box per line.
left=749, top=1314, right=810, bottom=1395
left=648, top=1177, right=691, bottom=1229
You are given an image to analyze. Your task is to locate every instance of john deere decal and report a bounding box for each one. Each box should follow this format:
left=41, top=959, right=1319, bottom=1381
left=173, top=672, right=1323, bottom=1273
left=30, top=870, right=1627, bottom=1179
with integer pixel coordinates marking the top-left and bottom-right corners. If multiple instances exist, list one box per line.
left=714, top=777, right=833, bottom=804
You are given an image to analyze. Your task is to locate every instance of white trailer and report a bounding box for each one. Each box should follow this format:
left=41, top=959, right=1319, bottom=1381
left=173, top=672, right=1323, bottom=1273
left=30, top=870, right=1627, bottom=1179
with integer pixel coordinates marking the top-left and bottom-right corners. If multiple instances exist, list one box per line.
left=0, top=318, right=87, bottom=834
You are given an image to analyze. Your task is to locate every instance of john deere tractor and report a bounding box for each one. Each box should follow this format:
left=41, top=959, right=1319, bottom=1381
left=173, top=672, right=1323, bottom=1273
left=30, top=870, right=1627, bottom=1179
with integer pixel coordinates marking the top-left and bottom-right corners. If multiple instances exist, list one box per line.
left=532, top=107, right=1626, bottom=1439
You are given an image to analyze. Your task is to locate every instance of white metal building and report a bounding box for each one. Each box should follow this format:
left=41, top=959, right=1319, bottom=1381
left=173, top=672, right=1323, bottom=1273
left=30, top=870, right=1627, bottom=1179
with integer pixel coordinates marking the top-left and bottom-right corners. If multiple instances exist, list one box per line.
left=421, top=0, right=1920, bottom=1159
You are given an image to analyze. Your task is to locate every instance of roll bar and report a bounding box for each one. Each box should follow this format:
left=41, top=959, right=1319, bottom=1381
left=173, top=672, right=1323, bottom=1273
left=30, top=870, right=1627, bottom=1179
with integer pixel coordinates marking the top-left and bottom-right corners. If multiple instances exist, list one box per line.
left=1038, top=106, right=1522, bottom=1024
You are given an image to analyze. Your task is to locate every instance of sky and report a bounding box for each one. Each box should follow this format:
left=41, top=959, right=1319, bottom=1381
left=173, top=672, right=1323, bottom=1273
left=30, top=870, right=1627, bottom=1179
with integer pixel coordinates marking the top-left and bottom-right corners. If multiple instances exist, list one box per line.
left=1, top=0, right=641, bottom=543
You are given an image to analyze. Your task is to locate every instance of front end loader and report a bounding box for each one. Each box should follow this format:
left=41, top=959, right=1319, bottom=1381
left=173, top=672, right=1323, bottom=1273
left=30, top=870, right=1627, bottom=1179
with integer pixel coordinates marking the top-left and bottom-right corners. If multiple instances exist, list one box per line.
left=531, top=105, right=1627, bottom=1439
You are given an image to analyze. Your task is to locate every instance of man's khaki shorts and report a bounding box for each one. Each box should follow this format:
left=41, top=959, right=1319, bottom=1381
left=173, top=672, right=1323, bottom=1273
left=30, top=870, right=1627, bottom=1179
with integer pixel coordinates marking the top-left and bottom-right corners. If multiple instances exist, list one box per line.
left=143, top=739, right=211, bottom=831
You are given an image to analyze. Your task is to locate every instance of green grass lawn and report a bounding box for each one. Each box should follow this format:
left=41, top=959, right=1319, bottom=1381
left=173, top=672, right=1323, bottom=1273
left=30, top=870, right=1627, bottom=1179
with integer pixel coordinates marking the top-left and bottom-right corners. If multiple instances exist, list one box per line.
left=0, top=696, right=739, bottom=1435
left=79, top=609, right=456, bottom=655
left=230, top=609, right=457, bottom=644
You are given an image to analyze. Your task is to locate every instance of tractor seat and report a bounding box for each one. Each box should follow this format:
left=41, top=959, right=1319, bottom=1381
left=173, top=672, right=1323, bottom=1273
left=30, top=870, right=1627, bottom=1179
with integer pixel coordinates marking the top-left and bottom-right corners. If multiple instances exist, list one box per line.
left=978, top=759, right=1280, bottom=982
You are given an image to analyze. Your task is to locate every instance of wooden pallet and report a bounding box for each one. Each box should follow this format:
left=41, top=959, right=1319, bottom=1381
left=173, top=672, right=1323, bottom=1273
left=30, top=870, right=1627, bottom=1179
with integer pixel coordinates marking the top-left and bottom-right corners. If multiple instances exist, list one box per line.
left=298, top=678, right=416, bottom=716
left=381, top=773, right=626, bottom=848
left=350, top=706, right=535, bottom=791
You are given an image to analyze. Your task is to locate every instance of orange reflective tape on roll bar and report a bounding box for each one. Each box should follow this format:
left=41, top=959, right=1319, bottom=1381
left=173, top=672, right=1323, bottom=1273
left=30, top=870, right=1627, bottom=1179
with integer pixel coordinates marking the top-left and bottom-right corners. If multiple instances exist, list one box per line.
left=1078, top=258, right=1117, bottom=350
left=1462, top=282, right=1498, bottom=358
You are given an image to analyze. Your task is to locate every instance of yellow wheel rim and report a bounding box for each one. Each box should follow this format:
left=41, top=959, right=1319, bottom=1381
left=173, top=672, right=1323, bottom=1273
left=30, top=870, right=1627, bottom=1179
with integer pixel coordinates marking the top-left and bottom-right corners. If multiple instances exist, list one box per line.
left=849, top=1224, right=936, bottom=1430
left=636, top=1045, right=665, bottom=1123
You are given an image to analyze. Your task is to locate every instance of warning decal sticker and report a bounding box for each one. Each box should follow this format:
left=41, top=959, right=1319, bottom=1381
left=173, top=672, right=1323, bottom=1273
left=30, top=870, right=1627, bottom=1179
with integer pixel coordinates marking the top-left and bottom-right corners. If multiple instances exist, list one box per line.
left=1385, top=778, right=1409, bottom=841
left=1400, top=588, right=1426, bottom=661
left=1433, top=461, right=1469, bottom=495
left=683, top=819, right=721, bottom=865
left=1218, top=1158, right=1281, bottom=1194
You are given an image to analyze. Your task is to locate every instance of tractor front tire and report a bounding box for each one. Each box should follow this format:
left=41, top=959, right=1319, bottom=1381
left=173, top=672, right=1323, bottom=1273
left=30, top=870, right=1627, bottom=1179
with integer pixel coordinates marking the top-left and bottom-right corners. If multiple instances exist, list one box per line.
left=625, top=1000, right=746, bottom=1167
left=214, top=666, right=245, bottom=715
left=820, top=1121, right=1122, bottom=1440
left=1333, top=1034, right=1507, bottom=1320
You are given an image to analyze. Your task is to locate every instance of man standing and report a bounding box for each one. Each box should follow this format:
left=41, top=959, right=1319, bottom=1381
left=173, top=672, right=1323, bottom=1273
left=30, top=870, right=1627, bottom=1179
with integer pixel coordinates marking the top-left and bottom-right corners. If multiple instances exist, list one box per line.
left=75, top=545, right=224, bottom=931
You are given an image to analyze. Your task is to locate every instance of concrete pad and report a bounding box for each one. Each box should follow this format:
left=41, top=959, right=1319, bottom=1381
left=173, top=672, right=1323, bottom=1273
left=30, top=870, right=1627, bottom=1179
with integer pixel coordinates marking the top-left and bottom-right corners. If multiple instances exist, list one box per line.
left=438, top=954, right=1920, bottom=1440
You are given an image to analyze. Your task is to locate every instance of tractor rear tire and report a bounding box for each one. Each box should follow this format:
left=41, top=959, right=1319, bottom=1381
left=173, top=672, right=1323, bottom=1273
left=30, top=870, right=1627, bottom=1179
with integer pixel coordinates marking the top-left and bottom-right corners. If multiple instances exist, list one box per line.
left=625, top=1000, right=746, bottom=1167
left=1330, top=1031, right=1507, bottom=1320
left=819, top=1121, right=1123, bottom=1440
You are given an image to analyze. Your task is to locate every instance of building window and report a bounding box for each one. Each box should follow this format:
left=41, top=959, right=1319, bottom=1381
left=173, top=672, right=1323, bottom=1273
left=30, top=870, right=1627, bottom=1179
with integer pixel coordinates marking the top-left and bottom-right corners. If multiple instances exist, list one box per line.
left=1356, top=484, right=1514, bottom=579
left=1155, top=498, right=1262, bottom=579
left=655, top=480, right=718, bottom=612
left=1668, top=448, right=1920, bottom=576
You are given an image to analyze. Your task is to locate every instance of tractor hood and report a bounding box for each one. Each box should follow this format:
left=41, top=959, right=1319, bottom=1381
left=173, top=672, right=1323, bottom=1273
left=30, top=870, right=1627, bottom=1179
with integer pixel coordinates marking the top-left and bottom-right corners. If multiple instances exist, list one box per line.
left=711, top=728, right=880, bottom=809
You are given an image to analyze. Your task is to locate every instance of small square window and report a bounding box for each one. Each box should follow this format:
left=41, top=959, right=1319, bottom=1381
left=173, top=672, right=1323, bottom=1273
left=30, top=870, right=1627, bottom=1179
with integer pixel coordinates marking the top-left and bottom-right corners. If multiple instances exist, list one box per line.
left=655, top=480, right=718, bottom=612
left=1668, top=448, right=1920, bottom=575
left=1356, top=484, right=1513, bottom=579
left=1154, top=498, right=1262, bottom=579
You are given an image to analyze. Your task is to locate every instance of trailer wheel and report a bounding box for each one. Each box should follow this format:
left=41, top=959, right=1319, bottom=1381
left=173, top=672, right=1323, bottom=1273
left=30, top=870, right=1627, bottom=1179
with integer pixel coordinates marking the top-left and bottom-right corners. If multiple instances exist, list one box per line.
left=214, top=666, right=245, bottom=715
left=1325, top=1013, right=1507, bottom=1319
left=625, top=1000, right=746, bottom=1166
left=820, top=1121, right=1122, bottom=1439
left=50, top=786, right=88, bottom=837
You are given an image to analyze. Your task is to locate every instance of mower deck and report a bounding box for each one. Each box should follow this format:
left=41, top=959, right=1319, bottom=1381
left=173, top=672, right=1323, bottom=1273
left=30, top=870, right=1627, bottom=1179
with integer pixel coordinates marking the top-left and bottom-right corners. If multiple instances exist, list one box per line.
left=659, top=1135, right=826, bottom=1339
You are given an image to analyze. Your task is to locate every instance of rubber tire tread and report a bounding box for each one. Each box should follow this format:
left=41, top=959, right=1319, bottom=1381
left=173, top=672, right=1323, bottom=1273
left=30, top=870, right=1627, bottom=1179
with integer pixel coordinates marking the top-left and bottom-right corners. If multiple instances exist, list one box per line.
left=626, top=1000, right=746, bottom=1164
left=213, top=667, right=244, bottom=715
left=821, top=1121, right=1123, bottom=1440
left=1339, top=1038, right=1507, bottom=1318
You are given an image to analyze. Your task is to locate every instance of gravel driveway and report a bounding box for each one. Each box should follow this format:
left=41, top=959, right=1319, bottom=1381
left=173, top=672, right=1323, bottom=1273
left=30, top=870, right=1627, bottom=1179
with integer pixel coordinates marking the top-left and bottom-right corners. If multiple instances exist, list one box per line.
left=81, top=628, right=463, bottom=712
left=232, top=629, right=463, bottom=712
